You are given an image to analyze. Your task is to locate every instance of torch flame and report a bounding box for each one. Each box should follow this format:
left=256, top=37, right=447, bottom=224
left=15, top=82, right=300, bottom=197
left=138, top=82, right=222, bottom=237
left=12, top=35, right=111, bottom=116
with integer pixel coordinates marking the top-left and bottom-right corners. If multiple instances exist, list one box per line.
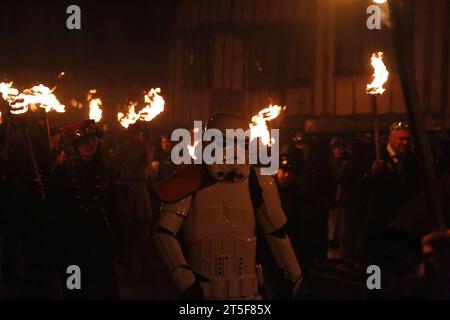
left=188, top=141, right=200, bottom=160
left=87, top=89, right=102, bottom=123
left=117, top=88, right=165, bottom=128
left=89, top=98, right=103, bottom=123
left=188, top=127, right=200, bottom=160
left=0, top=82, right=19, bottom=104
left=0, top=82, right=65, bottom=114
left=249, top=104, right=286, bottom=146
left=366, top=52, right=389, bottom=95
left=117, top=102, right=139, bottom=129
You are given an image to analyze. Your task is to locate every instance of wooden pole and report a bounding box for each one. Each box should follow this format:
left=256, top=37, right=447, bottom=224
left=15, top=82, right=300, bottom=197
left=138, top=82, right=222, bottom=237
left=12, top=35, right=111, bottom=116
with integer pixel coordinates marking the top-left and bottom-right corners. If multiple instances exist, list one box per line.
left=2, top=113, right=12, bottom=161
left=371, top=95, right=381, bottom=161
left=44, top=110, right=53, bottom=156
left=22, top=123, right=46, bottom=200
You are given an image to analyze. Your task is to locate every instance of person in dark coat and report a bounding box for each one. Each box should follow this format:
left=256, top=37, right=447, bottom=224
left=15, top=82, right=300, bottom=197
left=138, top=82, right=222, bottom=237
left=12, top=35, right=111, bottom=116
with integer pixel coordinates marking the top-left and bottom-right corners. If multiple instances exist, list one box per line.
left=284, top=132, right=332, bottom=262
left=361, top=122, right=422, bottom=260
left=327, top=137, right=360, bottom=266
left=47, top=120, right=121, bottom=300
left=0, top=116, right=51, bottom=298
left=113, top=123, right=154, bottom=276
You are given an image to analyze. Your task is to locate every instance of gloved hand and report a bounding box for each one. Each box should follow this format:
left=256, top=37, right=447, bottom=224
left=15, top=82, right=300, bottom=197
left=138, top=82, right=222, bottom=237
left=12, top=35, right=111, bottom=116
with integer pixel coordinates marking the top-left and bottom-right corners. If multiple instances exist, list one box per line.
left=271, top=269, right=302, bottom=300
left=181, top=280, right=204, bottom=300
left=291, top=276, right=303, bottom=299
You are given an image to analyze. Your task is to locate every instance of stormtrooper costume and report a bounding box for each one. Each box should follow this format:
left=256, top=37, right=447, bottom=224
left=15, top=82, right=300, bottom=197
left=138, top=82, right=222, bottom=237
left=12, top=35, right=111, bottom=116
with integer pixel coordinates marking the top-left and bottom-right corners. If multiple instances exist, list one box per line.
left=153, top=113, right=302, bottom=299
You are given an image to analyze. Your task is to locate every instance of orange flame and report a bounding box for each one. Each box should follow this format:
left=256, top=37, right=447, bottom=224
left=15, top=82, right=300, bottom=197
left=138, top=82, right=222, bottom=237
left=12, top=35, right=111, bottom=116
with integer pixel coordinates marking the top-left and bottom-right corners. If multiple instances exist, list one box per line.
left=89, top=98, right=103, bottom=123
left=366, top=52, right=389, bottom=95
left=0, top=82, right=65, bottom=114
left=249, top=104, right=286, bottom=146
left=117, top=88, right=165, bottom=128
left=87, top=89, right=102, bottom=123
left=188, top=127, right=200, bottom=160
left=0, top=82, right=19, bottom=104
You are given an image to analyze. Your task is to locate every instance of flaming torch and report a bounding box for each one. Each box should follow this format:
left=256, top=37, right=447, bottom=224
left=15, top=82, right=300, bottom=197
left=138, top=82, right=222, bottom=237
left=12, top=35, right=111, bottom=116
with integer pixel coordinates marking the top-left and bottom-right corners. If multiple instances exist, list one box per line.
left=7, top=84, right=66, bottom=115
left=87, top=89, right=103, bottom=123
left=188, top=127, right=200, bottom=160
left=0, top=81, right=65, bottom=198
left=89, top=98, right=103, bottom=123
left=11, top=84, right=65, bottom=155
left=117, top=88, right=165, bottom=129
left=0, top=82, right=19, bottom=105
left=366, top=52, right=389, bottom=160
left=0, top=82, right=18, bottom=162
left=249, top=104, right=286, bottom=146
left=117, top=102, right=139, bottom=129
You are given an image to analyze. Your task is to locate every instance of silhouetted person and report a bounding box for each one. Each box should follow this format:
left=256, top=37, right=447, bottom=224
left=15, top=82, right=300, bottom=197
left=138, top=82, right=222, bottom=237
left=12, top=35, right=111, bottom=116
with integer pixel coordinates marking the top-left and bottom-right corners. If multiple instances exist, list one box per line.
left=48, top=120, right=121, bottom=299
left=114, top=123, right=154, bottom=276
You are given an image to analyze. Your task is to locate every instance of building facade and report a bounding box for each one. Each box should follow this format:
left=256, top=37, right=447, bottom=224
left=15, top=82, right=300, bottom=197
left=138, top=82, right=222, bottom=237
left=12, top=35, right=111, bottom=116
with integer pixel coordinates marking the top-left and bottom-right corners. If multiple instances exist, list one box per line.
left=166, top=0, right=449, bottom=132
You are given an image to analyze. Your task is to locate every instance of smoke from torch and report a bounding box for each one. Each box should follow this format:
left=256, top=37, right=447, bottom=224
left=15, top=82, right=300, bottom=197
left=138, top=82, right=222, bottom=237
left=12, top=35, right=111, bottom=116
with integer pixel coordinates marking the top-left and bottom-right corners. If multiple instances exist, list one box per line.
left=249, top=104, right=286, bottom=146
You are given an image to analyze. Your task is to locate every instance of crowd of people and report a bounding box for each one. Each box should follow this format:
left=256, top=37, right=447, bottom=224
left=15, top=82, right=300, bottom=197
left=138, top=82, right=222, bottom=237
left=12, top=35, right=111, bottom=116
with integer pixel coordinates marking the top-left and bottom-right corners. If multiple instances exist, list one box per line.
left=0, top=112, right=449, bottom=299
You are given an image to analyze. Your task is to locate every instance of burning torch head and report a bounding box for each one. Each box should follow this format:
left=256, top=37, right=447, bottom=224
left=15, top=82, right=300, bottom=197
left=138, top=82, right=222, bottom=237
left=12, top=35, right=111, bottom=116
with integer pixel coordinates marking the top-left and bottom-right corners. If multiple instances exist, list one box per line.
left=204, top=113, right=250, bottom=182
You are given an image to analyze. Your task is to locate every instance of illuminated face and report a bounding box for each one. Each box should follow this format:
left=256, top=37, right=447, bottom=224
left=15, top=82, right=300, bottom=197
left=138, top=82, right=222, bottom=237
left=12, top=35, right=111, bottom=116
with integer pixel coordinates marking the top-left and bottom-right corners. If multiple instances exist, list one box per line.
left=161, top=137, right=171, bottom=152
left=389, top=129, right=410, bottom=155
left=77, top=136, right=99, bottom=161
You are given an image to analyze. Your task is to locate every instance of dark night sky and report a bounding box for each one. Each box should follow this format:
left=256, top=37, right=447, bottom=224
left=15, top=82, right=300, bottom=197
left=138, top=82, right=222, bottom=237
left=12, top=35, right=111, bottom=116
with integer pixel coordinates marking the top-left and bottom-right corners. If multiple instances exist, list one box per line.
left=0, top=0, right=177, bottom=106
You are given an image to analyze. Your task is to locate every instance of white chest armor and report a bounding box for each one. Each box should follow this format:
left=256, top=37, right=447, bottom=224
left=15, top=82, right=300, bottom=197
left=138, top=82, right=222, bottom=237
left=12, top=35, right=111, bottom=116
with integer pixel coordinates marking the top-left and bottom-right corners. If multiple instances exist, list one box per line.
left=154, top=167, right=302, bottom=300
left=183, top=179, right=258, bottom=299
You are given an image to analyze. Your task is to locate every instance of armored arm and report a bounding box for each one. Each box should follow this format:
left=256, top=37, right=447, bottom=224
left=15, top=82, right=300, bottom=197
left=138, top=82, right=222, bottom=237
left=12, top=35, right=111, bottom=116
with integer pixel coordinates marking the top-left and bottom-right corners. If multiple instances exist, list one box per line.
left=254, top=170, right=302, bottom=286
left=153, top=196, right=197, bottom=294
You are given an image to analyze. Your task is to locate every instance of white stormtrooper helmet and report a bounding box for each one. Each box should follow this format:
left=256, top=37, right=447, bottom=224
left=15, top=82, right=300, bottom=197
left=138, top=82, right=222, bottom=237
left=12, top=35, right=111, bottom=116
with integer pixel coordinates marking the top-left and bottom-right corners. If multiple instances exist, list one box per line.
left=204, top=113, right=250, bottom=182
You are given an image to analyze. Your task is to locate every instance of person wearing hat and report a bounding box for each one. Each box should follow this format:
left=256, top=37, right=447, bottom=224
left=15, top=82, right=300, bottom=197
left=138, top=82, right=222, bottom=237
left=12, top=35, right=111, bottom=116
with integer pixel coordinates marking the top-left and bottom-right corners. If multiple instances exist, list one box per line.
left=47, top=120, right=121, bottom=299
